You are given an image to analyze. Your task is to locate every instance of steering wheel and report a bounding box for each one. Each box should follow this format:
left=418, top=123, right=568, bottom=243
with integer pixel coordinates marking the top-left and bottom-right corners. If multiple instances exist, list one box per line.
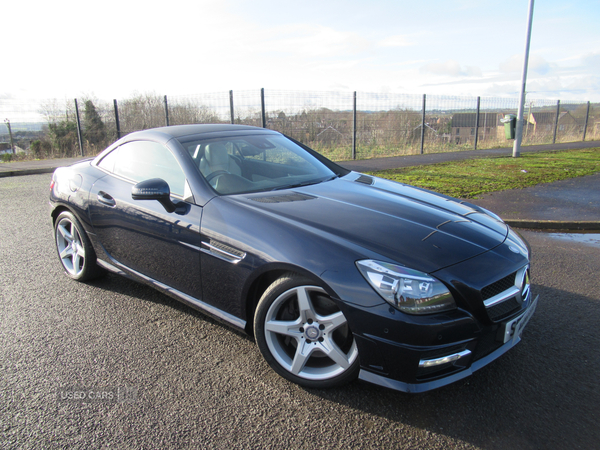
left=206, top=170, right=229, bottom=182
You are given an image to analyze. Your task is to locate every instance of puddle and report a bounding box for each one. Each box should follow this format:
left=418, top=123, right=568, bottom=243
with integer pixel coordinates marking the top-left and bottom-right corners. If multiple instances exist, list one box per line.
left=547, top=233, right=600, bottom=248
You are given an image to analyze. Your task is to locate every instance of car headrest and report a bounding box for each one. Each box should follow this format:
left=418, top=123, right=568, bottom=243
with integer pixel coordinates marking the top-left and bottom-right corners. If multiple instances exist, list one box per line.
left=204, top=142, right=229, bottom=167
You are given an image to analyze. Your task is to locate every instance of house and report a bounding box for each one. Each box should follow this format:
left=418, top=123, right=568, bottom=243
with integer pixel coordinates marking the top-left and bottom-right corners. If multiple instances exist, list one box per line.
left=316, top=126, right=346, bottom=145
left=451, top=113, right=500, bottom=144
left=0, top=142, right=12, bottom=155
left=526, top=111, right=578, bottom=134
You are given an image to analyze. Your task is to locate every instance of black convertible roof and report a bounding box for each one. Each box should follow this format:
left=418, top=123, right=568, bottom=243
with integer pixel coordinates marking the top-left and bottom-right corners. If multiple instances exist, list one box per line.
left=149, top=124, right=265, bottom=138
left=118, top=124, right=279, bottom=146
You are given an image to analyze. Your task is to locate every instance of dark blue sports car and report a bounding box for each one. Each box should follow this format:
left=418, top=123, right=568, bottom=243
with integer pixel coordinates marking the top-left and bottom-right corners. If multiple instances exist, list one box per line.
left=50, top=124, right=537, bottom=393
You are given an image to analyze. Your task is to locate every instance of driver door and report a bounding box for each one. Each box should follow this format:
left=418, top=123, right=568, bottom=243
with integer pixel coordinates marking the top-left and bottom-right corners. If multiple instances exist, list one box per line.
left=88, top=140, right=203, bottom=300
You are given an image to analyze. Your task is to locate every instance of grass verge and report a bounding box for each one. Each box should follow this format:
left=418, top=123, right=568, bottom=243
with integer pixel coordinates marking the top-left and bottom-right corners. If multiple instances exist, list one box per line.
left=367, top=148, right=600, bottom=199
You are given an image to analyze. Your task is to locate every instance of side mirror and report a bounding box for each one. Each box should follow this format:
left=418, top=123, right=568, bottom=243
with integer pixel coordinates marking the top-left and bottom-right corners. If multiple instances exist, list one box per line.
left=132, top=178, right=176, bottom=213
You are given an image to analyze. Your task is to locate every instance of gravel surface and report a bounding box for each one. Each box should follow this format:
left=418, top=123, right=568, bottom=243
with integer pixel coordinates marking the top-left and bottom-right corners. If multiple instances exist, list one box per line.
left=1, top=174, right=599, bottom=449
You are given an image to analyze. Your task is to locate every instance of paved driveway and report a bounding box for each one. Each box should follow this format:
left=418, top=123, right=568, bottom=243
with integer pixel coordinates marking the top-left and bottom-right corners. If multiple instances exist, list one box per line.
left=1, top=174, right=599, bottom=449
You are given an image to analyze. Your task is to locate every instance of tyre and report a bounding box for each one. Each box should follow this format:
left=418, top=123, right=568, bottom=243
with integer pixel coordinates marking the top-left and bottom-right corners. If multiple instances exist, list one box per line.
left=54, top=211, right=104, bottom=281
left=254, top=274, right=359, bottom=389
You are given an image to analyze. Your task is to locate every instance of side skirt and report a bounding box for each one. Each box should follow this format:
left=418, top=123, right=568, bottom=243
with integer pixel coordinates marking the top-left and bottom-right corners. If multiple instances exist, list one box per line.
left=96, top=259, right=247, bottom=330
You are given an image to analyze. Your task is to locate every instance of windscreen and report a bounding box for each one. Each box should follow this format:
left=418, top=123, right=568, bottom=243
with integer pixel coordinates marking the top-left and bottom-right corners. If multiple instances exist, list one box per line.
left=177, top=134, right=336, bottom=195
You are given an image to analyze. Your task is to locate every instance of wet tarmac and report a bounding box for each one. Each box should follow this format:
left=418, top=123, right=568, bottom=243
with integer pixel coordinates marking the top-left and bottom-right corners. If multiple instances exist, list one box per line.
left=546, top=233, right=600, bottom=248
left=468, top=173, right=600, bottom=223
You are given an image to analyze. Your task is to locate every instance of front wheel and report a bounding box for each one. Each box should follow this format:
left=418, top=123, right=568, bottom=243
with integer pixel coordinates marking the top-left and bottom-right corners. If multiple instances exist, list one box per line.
left=54, top=211, right=104, bottom=281
left=254, top=274, right=359, bottom=389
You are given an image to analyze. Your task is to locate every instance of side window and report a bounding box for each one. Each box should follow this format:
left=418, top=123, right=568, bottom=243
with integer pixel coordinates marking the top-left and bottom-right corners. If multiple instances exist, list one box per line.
left=111, top=141, right=186, bottom=197
left=98, top=147, right=119, bottom=172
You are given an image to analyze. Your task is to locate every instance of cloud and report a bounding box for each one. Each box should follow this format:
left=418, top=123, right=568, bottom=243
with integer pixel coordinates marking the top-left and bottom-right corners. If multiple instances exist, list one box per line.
left=500, top=54, right=552, bottom=75
left=263, top=24, right=371, bottom=58
left=582, top=52, right=600, bottom=70
left=420, top=60, right=482, bottom=77
left=378, top=35, right=414, bottom=48
left=529, top=57, right=553, bottom=75
left=482, top=75, right=600, bottom=101
left=528, top=75, right=600, bottom=100
left=567, top=75, right=600, bottom=91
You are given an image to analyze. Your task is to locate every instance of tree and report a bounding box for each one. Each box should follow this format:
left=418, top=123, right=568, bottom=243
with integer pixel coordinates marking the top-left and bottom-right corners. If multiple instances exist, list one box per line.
left=83, top=100, right=106, bottom=147
left=30, top=139, right=53, bottom=158
left=48, top=120, right=78, bottom=157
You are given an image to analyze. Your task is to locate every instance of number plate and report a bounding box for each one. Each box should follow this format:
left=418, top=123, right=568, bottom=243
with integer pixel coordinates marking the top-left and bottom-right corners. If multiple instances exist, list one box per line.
left=502, top=295, right=539, bottom=344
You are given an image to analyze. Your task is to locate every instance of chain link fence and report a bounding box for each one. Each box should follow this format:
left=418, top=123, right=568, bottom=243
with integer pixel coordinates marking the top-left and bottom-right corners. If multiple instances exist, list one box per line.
left=1, top=90, right=598, bottom=162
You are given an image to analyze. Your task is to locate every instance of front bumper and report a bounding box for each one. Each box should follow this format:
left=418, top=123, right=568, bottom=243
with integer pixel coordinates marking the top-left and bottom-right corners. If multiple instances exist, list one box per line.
left=349, top=293, right=538, bottom=393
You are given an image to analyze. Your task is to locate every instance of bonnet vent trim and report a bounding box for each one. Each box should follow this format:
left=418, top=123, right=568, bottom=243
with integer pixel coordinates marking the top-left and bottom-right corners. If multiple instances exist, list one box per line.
left=355, top=175, right=374, bottom=185
left=249, top=193, right=316, bottom=204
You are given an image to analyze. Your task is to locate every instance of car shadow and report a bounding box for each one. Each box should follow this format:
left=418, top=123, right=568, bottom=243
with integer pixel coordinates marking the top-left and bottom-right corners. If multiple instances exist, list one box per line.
left=301, top=284, right=600, bottom=449
left=85, top=274, right=599, bottom=449
left=86, top=272, right=253, bottom=342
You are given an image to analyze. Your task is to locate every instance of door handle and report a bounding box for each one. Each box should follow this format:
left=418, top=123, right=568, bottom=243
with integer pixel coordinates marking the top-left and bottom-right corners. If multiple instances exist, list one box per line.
left=97, top=191, right=116, bottom=207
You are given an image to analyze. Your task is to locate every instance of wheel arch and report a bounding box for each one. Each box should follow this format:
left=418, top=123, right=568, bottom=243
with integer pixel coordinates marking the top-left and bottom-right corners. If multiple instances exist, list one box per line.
left=51, top=203, right=106, bottom=267
left=52, top=206, right=105, bottom=281
left=51, top=201, right=93, bottom=229
left=50, top=204, right=72, bottom=226
left=242, top=263, right=337, bottom=337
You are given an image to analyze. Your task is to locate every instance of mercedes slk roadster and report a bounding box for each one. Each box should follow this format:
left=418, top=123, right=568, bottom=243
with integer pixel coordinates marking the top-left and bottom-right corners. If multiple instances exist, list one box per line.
left=50, top=124, right=537, bottom=393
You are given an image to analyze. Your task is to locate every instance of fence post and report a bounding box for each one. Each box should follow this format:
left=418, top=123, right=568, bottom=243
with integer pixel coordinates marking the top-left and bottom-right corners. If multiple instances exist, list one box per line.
left=260, top=88, right=266, bottom=128
left=552, top=99, right=560, bottom=144
left=474, top=96, right=480, bottom=150
left=420, top=94, right=426, bottom=155
left=113, top=99, right=121, bottom=140
left=229, top=90, right=235, bottom=124
left=74, top=99, right=84, bottom=157
left=164, top=95, right=169, bottom=126
left=352, top=91, right=357, bottom=160
left=583, top=101, right=590, bottom=141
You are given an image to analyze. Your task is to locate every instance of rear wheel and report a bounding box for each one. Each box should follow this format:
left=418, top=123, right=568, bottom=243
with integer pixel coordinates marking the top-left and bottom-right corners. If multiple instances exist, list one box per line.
left=254, top=274, right=359, bottom=388
left=54, top=211, right=104, bottom=281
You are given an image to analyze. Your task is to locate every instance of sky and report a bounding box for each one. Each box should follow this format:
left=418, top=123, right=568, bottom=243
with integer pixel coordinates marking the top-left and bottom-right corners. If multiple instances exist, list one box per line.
left=3, top=0, right=600, bottom=104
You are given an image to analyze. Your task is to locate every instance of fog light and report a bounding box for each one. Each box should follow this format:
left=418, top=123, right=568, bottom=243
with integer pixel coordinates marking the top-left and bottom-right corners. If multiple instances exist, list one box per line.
left=419, top=350, right=471, bottom=368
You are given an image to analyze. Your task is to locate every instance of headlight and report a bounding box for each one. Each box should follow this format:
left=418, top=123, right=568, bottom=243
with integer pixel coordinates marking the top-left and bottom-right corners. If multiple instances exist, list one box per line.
left=356, top=260, right=456, bottom=315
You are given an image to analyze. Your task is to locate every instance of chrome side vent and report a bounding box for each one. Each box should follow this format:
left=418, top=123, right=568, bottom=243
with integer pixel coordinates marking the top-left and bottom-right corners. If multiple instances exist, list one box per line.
left=201, top=240, right=246, bottom=264
left=250, top=193, right=316, bottom=203
left=355, top=175, right=374, bottom=185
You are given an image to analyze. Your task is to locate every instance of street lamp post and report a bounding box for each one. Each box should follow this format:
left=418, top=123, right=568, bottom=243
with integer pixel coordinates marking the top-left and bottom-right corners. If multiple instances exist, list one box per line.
left=513, top=0, right=535, bottom=158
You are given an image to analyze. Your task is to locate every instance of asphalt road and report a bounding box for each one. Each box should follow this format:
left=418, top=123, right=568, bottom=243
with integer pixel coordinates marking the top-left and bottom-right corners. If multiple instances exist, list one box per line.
left=1, top=174, right=599, bottom=449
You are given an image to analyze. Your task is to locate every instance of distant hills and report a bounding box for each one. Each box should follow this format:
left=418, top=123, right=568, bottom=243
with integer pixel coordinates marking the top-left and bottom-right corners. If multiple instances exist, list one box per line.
left=0, top=122, right=44, bottom=134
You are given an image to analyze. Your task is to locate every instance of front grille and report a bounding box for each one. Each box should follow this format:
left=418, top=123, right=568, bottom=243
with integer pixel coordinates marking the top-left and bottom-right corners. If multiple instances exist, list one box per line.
left=481, top=272, right=516, bottom=300
left=481, top=271, right=523, bottom=322
left=487, top=296, right=521, bottom=321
